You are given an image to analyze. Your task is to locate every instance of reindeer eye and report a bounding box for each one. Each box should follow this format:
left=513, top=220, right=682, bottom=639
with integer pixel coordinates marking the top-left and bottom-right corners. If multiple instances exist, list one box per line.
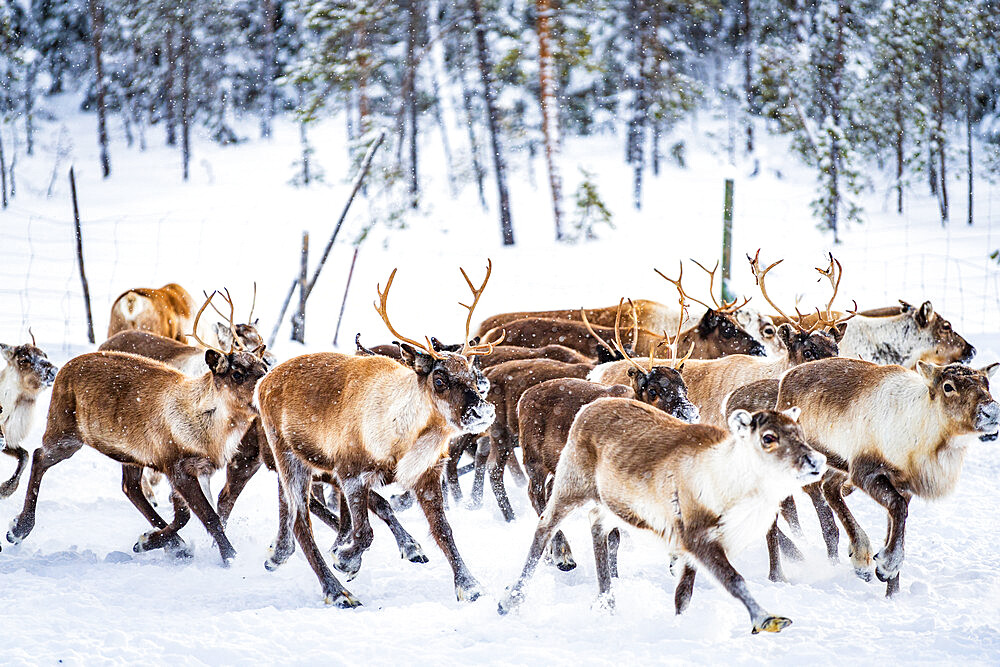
left=433, top=376, right=448, bottom=391
left=942, top=322, right=951, bottom=331
left=943, top=382, right=955, bottom=393
left=763, top=326, right=775, bottom=336
left=647, top=388, right=657, bottom=399
left=761, top=434, right=778, bottom=450
left=803, top=350, right=814, bottom=360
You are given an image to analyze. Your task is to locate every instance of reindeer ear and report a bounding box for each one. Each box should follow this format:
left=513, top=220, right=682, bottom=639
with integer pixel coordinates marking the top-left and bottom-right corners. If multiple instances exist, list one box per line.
left=398, top=343, right=435, bottom=375
left=829, top=322, right=847, bottom=342
left=728, top=409, right=753, bottom=437
left=916, top=360, right=942, bottom=385
left=205, top=349, right=229, bottom=375
left=980, top=362, right=1000, bottom=379
left=213, top=322, right=232, bottom=346
left=698, top=310, right=718, bottom=334
left=916, top=301, right=934, bottom=327
left=0, top=343, right=11, bottom=361
left=782, top=406, right=801, bottom=422
left=899, top=300, right=914, bottom=313
left=776, top=323, right=796, bottom=348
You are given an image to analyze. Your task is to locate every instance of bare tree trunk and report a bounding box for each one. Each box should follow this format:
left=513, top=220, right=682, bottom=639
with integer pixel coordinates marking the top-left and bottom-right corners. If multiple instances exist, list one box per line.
left=88, top=0, right=111, bottom=178
left=536, top=0, right=564, bottom=240
left=299, top=119, right=311, bottom=185
left=928, top=143, right=938, bottom=196
left=966, top=59, right=973, bottom=226
left=931, top=4, right=948, bottom=224
left=165, top=28, right=177, bottom=146
left=470, top=0, right=515, bottom=245
left=261, top=0, right=276, bottom=139
left=24, top=59, right=36, bottom=156
left=180, top=21, right=191, bottom=181
left=742, top=0, right=753, bottom=153
left=406, top=0, right=420, bottom=207
left=458, top=52, right=487, bottom=209
left=0, top=128, right=6, bottom=209
left=428, top=0, right=457, bottom=195
left=627, top=0, right=650, bottom=210
left=827, top=0, right=845, bottom=243
left=357, top=25, right=371, bottom=135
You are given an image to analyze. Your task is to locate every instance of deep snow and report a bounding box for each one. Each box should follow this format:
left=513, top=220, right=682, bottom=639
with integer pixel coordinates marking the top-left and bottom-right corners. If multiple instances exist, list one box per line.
left=2, top=96, right=1000, bottom=664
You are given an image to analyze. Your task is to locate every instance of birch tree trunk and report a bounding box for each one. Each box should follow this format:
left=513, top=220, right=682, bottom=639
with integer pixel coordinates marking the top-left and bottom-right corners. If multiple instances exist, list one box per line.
left=536, top=0, right=564, bottom=240
left=261, top=0, right=276, bottom=139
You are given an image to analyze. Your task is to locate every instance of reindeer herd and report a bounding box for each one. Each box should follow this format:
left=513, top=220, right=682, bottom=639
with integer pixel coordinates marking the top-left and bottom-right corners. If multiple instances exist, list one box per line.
left=0, top=253, right=995, bottom=635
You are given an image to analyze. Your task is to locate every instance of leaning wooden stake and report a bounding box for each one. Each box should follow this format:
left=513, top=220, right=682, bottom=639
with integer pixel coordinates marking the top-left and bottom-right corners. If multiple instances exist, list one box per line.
left=268, top=278, right=297, bottom=349
left=332, top=245, right=360, bottom=347
left=69, top=167, right=96, bottom=343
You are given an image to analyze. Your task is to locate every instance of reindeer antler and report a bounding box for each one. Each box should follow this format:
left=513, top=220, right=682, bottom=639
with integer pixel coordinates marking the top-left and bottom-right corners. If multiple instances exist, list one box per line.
left=580, top=308, right=616, bottom=359
left=655, top=262, right=713, bottom=313
left=806, top=253, right=857, bottom=333
left=609, top=298, right=648, bottom=375
left=459, top=259, right=504, bottom=357
left=747, top=249, right=810, bottom=334
left=28, top=327, right=36, bottom=346
left=374, top=269, right=441, bottom=359
left=189, top=291, right=228, bottom=354
left=203, top=289, right=246, bottom=352
left=248, top=281, right=257, bottom=323
left=691, top=258, right=750, bottom=314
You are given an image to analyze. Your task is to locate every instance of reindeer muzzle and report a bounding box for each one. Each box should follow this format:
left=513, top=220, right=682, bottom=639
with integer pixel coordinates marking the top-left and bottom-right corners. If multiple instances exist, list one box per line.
left=748, top=341, right=767, bottom=358
left=961, top=345, right=976, bottom=364
left=38, top=362, right=57, bottom=387
left=461, top=402, right=495, bottom=434
left=797, top=451, right=826, bottom=481
left=677, top=402, right=700, bottom=424
left=975, top=401, right=1000, bottom=435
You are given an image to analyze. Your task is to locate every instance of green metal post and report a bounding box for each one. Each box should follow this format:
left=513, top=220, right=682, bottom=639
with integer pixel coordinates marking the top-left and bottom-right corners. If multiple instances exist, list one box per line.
left=721, top=178, right=735, bottom=303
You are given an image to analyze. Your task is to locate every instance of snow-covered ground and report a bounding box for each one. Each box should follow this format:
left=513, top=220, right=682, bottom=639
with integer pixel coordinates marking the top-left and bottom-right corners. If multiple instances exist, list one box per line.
left=2, top=97, right=1000, bottom=664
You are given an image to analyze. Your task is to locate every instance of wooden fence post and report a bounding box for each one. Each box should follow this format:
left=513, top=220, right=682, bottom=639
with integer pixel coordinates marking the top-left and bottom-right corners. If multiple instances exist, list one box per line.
left=333, top=245, right=360, bottom=347
left=721, top=178, right=735, bottom=304
left=291, top=231, right=309, bottom=343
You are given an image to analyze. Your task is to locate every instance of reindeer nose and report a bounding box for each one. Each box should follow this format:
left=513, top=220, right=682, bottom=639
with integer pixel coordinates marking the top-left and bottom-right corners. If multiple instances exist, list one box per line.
left=977, top=401, right=1000, bottom=432
left=749, top=342, right=767, bottom=357
left=964, top=345, right=977, bottom=363
left=801, top=450, right=826, bottom=476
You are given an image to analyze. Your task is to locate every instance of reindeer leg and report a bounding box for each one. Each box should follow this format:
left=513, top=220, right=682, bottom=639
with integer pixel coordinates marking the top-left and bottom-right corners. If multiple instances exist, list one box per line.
left=674, top=562, right=697, bottom=615
left=684, top=531, right=791, bottom=634
left=589, top=506, right=615, bottom=610
left=168, top=461, right=236, bottom=564
left=329, top=476, right=373, bottom=580
left=607, top=528, right=621, bottom=578
left=822, top=471, right=874, bottom=581
left=265, top=474, right=296, bottom=571
left=273, top=451, right=359, bottom=606
left=506, top=450, right=527, bottom=488
left=489, top=434, right=516, bottom=522
left=216, top=424, right=264, bottom=527
left=368, top=490, right=427, bottom=564
left=308, top=481, right=341, bottom=532
left=8, top=435, right=84, bottom=544
left=414, top=466, right=482, bottom=603
left=122, top=465, right=189, bottom=556
left=780, top=496, right=803, bottom=536
left=805, top=478, right=841, bottom=561
left=854, top=469, right=910, bottom=596
left=445, top=433, right=472, bottom=503
left=498, top=485, right=587, bottom=615
left=468, top=435, right=490, bottom=508
left=766, top=520, right=787, bottom=583
left=135, top=489, right=192, bottom=558
left=332, top=488, right=352, bottom=549
left=0, top=445, right=30, bottom=497
left=883, top=514, right=901, bottom=597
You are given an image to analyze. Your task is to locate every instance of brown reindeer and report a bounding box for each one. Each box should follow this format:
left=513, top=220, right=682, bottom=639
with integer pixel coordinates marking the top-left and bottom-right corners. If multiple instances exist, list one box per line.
left=0, top=333, right=58, bottom=498
left=516, top=302, right=701, bottom=569
left=107, top=283, right=196, bottom=342
left=774, top=357, right=999, bottom=596
left=475, top=299, right=678, bottom=339
left=256, top=262, right=502, bottom=606
left=6, top=293, right=269, bottom=562
left=498, top=400, right=826, bottom=634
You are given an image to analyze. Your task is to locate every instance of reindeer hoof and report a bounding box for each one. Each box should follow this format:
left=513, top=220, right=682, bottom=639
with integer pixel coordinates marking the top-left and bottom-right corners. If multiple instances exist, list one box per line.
left=330, top=549, right=362, bottom=580
left=400, top=541, right=428, bottom=564
left=389, top=491, right=415, bottom=512
left=752, top=615, right=792, bottom=634
left=325, top=591, right=363, bottom=608
left=456, top=580, right=483, bottom=602
left=0, top=479, right=18, bottom=498
left=6, top=517, right=24, bottom=544
left=264, top=557, right=281, bottom=572
left=497, top=590, right=523, bottom=616
left=873, top=548, right=903, bottom=581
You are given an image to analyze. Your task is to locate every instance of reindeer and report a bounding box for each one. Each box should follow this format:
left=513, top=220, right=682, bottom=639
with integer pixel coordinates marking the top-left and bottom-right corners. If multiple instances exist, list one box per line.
left=100, top=290, right=278, bottom=505
left=773, top=357, right=998, bottom=596
left=475, top=299, right=678, bottom=339
left=256, top=262, right=502, bottom=606
left=776, top=300, right=974, bottom=369
left=517, top=312, right=700, bottom=571
left=107, top=283, right=197, bottom=343
left=498, top=399, right=825, bottom=634
left=0, top=333, right=58, bottom=498
left=6, top=293, right=269, bottom=563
